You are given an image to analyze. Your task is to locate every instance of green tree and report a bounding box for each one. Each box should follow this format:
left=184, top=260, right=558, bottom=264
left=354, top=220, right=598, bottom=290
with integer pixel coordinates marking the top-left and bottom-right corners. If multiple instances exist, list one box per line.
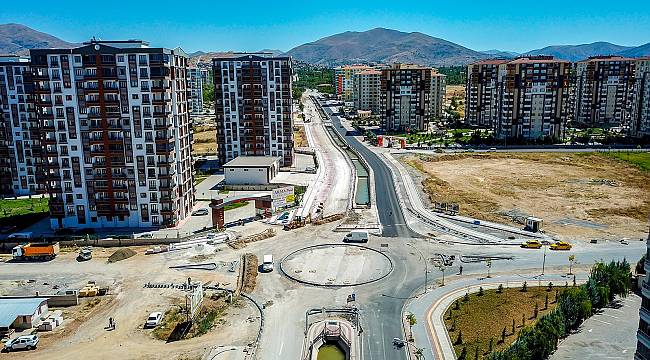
left=521, top=281, right=528, bottom=292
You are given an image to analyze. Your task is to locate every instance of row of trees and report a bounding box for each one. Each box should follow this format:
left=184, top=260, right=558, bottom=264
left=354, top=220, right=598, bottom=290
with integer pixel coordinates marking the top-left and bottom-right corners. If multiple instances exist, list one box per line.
left=487, top=260, right=631, bottom=360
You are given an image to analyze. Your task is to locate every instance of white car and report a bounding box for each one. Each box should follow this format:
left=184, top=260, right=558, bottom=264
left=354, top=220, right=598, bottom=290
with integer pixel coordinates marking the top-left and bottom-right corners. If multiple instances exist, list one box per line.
left=3, top=335, right=39, bottom=352
left=192, top=208, right=209, bottom=216
left=144, top=312, right=163, bottom=328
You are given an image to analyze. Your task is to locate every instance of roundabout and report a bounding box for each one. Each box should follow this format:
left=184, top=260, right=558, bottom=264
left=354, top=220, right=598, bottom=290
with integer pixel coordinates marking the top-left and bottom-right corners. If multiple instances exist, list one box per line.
left=280, top=244, right=393, bottom=287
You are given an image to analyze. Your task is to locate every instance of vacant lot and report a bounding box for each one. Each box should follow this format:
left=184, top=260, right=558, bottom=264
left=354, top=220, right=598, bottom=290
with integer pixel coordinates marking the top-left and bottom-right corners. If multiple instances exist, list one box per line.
left=444, top=286, right=560, bottom=358
left=294, top=125, right=309, bottom=148
left=192, top=127, right=216, bottom=155
left=403, top=152, right=650, bottom=240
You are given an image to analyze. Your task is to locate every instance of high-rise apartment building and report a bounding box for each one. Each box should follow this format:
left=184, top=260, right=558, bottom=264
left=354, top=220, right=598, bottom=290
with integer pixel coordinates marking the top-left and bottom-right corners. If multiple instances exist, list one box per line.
left=352, top=69, right=381, bottom=115
left=465, top=59, right=509, bottom=128
left=496, top=56, right=573, bottom=140
left=334, top=65, right=375, bottom=103
left=632, top=57, right=650, bottom=138
left=636, top=223, right=650, bottom=359
left=430, top=71, right=447, bottom=119
left=574, top=56, right=636, bottom=129
left=0, top=55, right=46, bottom=196
left=213, top=54, right=293, bottom=167
left=380, top=64, right=433, bottom=132
left=29, top=40, right=194, bottom=229
left=188, top=67, right=203, bottom=115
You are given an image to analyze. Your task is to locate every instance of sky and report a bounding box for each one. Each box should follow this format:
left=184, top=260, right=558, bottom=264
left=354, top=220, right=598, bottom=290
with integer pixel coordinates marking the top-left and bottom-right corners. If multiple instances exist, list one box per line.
left=1, top=0, right=649, bottom=53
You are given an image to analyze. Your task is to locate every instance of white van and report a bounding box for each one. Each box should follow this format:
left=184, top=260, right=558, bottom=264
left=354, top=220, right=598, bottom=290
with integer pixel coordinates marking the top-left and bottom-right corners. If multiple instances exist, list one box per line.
left=262, top=254, right=274, bottom=272
left=343, top=230, right=369, bottom=243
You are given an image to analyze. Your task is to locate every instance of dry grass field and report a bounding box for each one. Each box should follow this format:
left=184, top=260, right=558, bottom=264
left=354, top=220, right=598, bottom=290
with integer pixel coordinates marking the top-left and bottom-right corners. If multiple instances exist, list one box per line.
left=192, top=127, right=216, bottom=155
left=294, top=125, right=309, bottom=148
left=403, top=152, right=650, bottom=241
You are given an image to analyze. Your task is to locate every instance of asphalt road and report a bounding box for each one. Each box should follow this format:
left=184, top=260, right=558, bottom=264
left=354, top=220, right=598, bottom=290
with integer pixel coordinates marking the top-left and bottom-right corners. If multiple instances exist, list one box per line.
left=321, top=104, right=419, bottom=239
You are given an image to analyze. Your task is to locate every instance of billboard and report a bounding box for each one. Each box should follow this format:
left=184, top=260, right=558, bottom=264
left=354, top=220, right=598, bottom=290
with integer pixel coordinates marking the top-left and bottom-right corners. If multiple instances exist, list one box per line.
left=272, top=186, right=295, bottom=209
left=186, top=282, right=204, bottom=320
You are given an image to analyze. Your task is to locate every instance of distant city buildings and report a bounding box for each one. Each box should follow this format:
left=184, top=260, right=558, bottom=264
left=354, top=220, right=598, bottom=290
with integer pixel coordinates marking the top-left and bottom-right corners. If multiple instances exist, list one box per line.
left=187, top=67, right=203, bottom=114
left=380, top=64, right=435, bottom=132
left=29, top=40, right=195, bottom=229
left=574, top=56, right=636, bottom=129
left=0, top=55, right=46, bottom=196
left=213, top=53, right=294, bottom=167
left=466, top=55, right=650, bottom=141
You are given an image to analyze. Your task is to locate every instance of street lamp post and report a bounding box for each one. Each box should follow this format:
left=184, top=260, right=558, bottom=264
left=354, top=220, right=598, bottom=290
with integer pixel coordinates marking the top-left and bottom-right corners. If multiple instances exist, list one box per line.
left=541, top=246, right=547, bottom=276
left=407, top=243, right=428, bottom=294
left=486, top=259, right=492, bottom=278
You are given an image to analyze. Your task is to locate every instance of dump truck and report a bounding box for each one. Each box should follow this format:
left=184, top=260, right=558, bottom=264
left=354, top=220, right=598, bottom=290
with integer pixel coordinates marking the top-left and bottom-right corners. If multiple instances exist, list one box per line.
left=12, top=242, right=60, bottom=261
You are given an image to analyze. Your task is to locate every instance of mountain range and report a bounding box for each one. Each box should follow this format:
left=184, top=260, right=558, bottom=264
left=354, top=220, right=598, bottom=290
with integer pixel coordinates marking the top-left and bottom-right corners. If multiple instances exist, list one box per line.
left=1, top=24, right=649, bottom=67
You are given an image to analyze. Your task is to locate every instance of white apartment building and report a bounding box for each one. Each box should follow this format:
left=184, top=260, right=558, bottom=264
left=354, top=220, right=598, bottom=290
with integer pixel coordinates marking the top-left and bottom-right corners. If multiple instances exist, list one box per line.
left=213, top=53, right=294, bottom=167
left=187, top=67, right=203, bottom=115
left=30, top=40, right=194, bottom=229
left=632, top=57, right=650, bottom=138
left=0, top=55, right=45, bottom=196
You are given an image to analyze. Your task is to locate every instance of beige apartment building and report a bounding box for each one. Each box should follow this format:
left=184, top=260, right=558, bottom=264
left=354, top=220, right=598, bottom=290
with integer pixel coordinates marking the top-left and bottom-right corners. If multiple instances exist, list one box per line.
left=352, top=69, right=381, bottom=115
left=430, top=70, right=446, bottom=119
left=574, top=56, right=636, bottom=129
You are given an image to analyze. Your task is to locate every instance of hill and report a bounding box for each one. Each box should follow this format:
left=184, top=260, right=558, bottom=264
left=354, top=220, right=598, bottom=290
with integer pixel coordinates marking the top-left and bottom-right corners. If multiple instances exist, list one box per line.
left=285, top=28, right=486, bottom=67
left=618, top=42, right=650, bottom=57
left=523, top=42, right=633, bottom=61
left=0, top=23, right=76, bottom=55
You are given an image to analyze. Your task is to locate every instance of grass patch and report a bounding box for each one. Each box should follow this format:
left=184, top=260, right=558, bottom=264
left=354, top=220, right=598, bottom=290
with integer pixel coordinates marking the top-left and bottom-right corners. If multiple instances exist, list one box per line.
left=153, top=294, right=229, bottom=341
left=599, top=151, right=650, bottom=172
left=194, top=174, right=210, bottom=186
left=0, top=197, right=49, bottom=219
left=444, top=285, right=560, bottom=358
left=224, top=201, right=249, bottom=211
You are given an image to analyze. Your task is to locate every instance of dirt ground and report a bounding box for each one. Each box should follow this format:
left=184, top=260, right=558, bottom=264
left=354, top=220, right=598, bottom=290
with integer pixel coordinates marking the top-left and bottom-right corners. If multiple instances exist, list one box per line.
left=192, top=127, right=216, bottom=156
left=402, top=152, right=650, bottom=241
left=1, top=245, right=257, bottom=360
left=445, top=85, right=465, bottom=99
left=294, top=125, right=309, bottom=148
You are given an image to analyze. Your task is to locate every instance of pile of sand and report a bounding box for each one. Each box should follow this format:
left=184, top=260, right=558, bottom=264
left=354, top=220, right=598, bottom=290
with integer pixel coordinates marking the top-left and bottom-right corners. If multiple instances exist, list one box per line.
left=108, top=248, right=137, bottom=263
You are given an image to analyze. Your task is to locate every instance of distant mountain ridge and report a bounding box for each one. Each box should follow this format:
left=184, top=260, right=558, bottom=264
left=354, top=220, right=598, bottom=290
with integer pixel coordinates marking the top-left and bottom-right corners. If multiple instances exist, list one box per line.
left=1, top=24, right=649, bottom=66
left=0, top=23, right=76, bottom=55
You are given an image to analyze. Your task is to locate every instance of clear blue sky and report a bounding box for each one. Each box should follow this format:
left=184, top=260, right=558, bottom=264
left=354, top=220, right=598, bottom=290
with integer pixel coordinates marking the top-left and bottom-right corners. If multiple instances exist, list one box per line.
left=2, top=0, right=649, bottom=53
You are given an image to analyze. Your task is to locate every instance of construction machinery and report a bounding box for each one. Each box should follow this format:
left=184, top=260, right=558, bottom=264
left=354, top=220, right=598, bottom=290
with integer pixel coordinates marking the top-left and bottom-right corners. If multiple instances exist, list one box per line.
left=12, top=242, right=60, bottom=261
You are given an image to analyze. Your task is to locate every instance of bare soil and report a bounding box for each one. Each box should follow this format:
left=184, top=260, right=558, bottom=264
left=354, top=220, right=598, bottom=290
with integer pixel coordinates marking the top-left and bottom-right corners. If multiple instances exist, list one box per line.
left=403, top=152, right=650, bottom=241
left=294, top=125, right=309, bottom=148
left=241, top=253, right=258, bottom=293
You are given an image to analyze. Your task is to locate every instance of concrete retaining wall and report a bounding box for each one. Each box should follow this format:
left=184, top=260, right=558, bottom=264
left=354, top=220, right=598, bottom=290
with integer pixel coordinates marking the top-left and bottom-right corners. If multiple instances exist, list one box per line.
left=1, top=294, right=79, bottom=307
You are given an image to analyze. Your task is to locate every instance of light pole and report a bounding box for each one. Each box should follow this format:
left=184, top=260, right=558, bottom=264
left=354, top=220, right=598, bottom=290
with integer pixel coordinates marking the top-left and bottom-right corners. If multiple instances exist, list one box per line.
left=407, top=243, right=428, bottom=294
left=486, top=259, right=492, bottom=278
left=568, top=254, right=575, bottom=275
left=541, top=245, right=547, bottom=276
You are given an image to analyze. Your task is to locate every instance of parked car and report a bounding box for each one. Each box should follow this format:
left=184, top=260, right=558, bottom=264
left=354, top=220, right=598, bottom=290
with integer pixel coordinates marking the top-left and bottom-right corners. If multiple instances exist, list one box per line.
left=144, top=312, right=163, bottom=328
left=520, top=240, right=542, bottom=249
left=261, top=254, right=274, bottom=272
left=550, top=241, right=573, bottom=251
left=3, top=335, right=39, bottom=352
left=191, top=208, right=209, bottom=216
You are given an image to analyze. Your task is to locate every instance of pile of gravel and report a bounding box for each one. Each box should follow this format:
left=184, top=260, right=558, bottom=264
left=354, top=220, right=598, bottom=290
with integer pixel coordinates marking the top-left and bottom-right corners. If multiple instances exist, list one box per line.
left=108, top=248, right=137, bottom=263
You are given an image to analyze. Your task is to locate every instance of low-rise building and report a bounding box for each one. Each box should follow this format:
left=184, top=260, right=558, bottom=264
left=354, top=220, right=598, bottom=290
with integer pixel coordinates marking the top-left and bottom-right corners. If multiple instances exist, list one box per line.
left=223, top=156, right=280, bottom=185
left=0, top=297, right=48, bottom=332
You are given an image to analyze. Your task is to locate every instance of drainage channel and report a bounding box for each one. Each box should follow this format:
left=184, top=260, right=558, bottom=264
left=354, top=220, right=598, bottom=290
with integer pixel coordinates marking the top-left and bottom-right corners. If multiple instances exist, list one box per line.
left=325, top=126, right=370, bottom=207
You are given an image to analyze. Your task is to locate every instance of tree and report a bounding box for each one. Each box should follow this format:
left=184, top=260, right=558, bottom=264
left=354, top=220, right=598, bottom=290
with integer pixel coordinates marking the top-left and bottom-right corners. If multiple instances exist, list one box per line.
left=415, top=348, right=425, bottom=360
left=459, top=346, right=468, bottom=360
left=521, top=281, right=528, bottom=292
left=497, top=284, right=504, bottom=293
left=463, top=292, right=470, bottom=302
left=407, top=313, right=417, bottom=326
left=547, top=282, right=554, bottom=292
left=455, top=299, right=461, bottom=310
left=455, top=329, right=463, bottom=345
left=501, top=327, right=507, bottom=343
left=478, top=286, right=484, bottom=296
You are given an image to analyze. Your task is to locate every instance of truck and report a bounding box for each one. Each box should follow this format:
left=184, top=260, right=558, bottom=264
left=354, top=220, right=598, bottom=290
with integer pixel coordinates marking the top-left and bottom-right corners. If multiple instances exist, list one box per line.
left=12, top=242, right=60, bottom=261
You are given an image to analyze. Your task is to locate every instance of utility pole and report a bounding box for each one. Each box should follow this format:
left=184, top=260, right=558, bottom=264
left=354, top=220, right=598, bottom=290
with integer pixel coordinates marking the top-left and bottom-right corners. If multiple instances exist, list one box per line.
left=568, top=255, right=576, bottom=275
left=486, top=259, right=492, bottom=278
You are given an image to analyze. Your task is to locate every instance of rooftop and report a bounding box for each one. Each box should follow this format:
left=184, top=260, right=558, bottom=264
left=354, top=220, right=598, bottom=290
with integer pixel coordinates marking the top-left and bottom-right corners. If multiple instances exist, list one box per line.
left=223, top=156, right=281, bottom=168
left=0, top=298, right=48, bottom=328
